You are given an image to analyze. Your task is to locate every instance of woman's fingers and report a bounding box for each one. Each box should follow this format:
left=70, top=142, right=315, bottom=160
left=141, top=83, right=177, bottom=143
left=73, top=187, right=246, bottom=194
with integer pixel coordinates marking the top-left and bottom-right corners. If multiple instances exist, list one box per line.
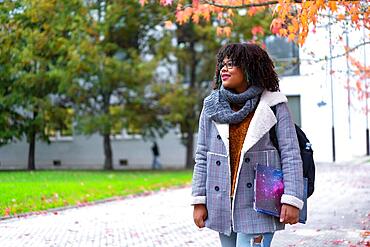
left=194, top=214, right=205, bottom=228
left=195, top=218, right=205, bottom=228
left=280, top=204, right=299, bottom=224
left=193, top=204, right=207, bottom=228
left=280, top=205, right=287, bottom=223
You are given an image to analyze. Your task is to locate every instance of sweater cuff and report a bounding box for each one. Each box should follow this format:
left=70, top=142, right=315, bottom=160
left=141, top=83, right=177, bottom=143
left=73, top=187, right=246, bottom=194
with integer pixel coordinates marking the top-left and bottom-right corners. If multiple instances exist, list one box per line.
left=191, top=196, right=206, bottom=205
left=281, top=194, right=304, bottom=210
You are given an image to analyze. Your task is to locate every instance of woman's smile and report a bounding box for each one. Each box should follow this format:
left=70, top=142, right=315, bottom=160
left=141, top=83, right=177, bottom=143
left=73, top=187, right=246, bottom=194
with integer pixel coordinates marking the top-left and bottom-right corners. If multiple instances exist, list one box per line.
left=221, top=73, right=231, bottom=81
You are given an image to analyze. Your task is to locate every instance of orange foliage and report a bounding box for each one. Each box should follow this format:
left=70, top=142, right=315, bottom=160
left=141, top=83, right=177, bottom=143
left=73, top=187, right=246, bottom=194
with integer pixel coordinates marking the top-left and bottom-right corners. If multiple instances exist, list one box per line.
left=143, top=0, right=369, bottom=46
left=139, top=0, right=147, bottom=7
left=164, top=20, right=173, bottom=29
left=216, top=26, right=232, bottom=37
left=348, top=55, right=370, bottom=101
left=251, top=26, right=264, bottom=36
left=224, top=26, right=232, bottom=37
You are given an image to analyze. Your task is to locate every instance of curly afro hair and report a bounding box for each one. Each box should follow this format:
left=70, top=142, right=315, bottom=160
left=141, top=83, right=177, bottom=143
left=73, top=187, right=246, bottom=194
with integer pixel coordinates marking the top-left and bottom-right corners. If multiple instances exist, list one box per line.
left=213, top=43, right=279, bottom=92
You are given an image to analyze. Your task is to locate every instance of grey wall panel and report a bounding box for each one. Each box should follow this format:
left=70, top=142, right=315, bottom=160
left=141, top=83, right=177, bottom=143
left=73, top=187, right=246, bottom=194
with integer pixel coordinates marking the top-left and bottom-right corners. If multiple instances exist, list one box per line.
left=0, top=131, right=190, bottom=170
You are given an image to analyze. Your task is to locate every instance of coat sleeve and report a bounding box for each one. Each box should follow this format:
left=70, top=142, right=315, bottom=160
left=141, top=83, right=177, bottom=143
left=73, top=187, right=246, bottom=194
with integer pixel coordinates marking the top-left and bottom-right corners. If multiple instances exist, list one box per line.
left=275, top=102, right=304, bottom=210
left=191, top=106, right=208, bottom=205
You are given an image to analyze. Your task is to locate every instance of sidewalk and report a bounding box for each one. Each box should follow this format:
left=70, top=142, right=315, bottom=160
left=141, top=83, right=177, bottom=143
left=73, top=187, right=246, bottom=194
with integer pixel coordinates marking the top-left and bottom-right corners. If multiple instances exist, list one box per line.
left=0, top=161, right=369, bottom=247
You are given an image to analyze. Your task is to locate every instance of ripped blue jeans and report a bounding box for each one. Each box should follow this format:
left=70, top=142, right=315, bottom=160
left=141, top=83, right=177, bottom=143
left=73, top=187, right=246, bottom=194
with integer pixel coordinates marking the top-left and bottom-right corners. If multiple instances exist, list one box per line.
left=219, top=231, right=274, bottom=247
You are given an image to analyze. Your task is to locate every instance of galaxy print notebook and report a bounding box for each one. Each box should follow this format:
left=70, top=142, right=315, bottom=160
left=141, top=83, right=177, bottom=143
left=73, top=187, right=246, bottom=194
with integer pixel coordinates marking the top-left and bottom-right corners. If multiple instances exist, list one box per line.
left=254, top=164, right=307, bottom=224
left=254, top=164, right=284, bottom=218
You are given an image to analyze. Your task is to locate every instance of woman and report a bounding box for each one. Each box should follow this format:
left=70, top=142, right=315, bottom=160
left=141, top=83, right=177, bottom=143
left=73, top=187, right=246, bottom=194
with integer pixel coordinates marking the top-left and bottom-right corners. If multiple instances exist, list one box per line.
left=191, top=43, right=304, bottom=247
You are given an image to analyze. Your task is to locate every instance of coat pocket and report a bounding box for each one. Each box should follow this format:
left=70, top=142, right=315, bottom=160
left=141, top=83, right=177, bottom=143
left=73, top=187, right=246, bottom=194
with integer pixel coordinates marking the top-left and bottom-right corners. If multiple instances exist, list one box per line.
left=206, top=152, right=228, bottom=193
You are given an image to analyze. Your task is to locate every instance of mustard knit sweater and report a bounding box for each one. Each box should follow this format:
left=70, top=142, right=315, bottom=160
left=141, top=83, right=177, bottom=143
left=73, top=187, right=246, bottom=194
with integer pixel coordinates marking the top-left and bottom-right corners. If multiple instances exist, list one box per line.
left=229, top=112, right=254, bottom=197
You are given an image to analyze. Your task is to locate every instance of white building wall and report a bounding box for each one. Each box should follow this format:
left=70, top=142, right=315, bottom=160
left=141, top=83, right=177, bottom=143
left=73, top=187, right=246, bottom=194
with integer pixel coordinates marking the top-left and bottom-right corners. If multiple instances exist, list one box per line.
left=280, top=16, right=369, bottom=162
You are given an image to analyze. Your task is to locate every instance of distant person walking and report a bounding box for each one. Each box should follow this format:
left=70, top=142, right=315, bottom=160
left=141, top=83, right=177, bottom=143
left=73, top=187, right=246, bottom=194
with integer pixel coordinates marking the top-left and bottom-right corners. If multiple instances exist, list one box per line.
left=151, top=141, right=162, bottom=170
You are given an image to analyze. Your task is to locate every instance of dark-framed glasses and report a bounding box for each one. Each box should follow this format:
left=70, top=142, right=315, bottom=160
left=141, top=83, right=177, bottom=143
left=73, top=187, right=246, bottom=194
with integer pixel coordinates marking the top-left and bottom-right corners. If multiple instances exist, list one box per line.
left=221, top=60, right=236, bottom=70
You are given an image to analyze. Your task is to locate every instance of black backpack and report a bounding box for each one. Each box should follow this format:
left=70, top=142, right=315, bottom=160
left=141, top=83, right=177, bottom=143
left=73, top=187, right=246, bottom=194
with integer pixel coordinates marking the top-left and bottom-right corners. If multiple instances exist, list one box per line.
left=269, top=106, right=315, bottom=198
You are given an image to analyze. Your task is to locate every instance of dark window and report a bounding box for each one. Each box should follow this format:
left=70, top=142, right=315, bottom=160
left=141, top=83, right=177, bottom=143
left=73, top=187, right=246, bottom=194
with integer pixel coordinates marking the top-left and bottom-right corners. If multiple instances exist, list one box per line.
left=287, top=95, right=302, bottom=127
left=265, top=36, right=300, bottom=76
left=53, top=160, right=62, bottom=166
left=119, top=159, right=128, bottom=166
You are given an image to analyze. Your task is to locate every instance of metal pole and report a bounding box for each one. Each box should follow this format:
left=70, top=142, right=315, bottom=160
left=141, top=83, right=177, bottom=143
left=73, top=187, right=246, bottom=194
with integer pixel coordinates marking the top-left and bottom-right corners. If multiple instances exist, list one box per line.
left=329, top=11, right=336, bottom=162
left=364, top=27, right=369, bottom=155
left=345, top=23, right=351, bottom=139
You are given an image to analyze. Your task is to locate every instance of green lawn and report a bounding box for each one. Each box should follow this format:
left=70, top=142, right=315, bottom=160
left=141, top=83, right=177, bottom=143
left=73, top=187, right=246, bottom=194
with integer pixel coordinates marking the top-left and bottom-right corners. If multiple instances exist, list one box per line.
left=0, top=170, right=193, bottom=217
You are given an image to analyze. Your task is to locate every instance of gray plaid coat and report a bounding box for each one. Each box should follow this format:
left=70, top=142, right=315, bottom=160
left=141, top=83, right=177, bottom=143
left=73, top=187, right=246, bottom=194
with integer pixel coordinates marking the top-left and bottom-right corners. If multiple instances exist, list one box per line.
left=191, top=90, right=304, bottom=236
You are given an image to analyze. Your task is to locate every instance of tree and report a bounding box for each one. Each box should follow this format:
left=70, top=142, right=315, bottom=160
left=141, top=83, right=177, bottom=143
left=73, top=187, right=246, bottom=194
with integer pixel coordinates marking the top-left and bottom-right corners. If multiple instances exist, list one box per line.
left=60, top=0, right=169, bottom=169
left=153, top=10, right=273, bottom=168
left=0, top=0, right=85, bottom=170
left=145, top=0, right=369, bottom=46
left=0, top=89, right=23, bottom=147
left=0, top=18, right=23, bottom=146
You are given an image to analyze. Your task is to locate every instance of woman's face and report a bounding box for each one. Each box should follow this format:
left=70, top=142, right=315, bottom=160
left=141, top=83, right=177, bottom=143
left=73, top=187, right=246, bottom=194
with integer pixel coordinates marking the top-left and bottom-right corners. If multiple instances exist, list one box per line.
left=220, top=57, right=247, bottom=93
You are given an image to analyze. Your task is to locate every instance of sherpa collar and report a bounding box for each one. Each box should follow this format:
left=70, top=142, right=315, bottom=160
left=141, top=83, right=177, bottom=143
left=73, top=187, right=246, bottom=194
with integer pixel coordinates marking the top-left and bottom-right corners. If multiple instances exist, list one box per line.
left=213, top=90, right=288, bottom=155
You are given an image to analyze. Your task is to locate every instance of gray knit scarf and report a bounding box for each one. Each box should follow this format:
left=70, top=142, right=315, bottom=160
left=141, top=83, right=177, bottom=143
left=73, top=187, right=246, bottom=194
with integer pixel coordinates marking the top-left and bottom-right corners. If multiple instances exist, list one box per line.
left=204, top=85, right=264, bottom=124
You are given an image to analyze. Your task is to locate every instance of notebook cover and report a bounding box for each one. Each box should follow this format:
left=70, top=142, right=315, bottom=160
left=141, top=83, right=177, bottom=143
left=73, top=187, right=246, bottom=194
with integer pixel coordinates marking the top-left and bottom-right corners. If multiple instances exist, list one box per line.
left=254, top=164, right=307, bottom=224
left=254, top=164, right=284, bottom=218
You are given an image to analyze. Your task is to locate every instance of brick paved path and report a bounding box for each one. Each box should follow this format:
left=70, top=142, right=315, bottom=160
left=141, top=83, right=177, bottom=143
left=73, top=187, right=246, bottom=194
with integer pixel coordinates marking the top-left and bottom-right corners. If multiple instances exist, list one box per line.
left=0, top=161, right=369, bottom=247
left=273, top=161, right=370, bottom=246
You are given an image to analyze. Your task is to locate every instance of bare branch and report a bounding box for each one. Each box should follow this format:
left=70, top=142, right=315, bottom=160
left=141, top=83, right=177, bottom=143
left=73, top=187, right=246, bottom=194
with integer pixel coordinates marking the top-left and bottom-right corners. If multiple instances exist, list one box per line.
left=202, top=0, right=279, bottom=9
left=313, top=41, right=370, bottom=63
left=201, top=0, right=361, bottom=9
left=318, top=13, right=369, bottom=21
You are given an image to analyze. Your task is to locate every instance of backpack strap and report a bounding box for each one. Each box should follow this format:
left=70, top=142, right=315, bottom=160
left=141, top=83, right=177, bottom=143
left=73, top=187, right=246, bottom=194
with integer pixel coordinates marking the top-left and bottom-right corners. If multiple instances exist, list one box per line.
left=270, top=104, right=315, bottom=198
left=269, top=105, right=279, bottom=152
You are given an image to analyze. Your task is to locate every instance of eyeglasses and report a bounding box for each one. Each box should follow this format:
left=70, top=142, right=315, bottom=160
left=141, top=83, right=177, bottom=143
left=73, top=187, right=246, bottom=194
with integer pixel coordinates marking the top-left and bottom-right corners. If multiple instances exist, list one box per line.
left=220, top=60, right=236, bottom=70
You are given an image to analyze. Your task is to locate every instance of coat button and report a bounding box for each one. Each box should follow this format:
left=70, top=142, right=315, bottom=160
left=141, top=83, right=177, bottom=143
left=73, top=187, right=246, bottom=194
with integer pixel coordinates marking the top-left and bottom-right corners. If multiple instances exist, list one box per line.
left=247, top=183, right=252, bottom=188
left=216, top=160, right=221, bottom=166
left=214, top=186, right=220, bottom=191
left=217, top=135, right=221, bottom=140
left=245, top=157, right=250, bottom=163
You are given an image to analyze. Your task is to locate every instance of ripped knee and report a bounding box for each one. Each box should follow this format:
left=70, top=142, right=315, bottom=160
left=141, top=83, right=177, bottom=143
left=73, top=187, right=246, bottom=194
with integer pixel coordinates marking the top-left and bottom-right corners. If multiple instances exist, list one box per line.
left=252, top=235, right=263, bottom=245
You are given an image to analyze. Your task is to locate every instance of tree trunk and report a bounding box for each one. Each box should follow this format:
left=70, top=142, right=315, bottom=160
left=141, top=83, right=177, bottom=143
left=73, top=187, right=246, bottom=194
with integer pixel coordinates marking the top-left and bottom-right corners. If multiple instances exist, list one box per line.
left=102, top=90, right=113, bottom=170
left=28, top=129, right=36, bottom=170
left=185, top=129, right=195, bottom=169
left=185, top=38, right=198, bottom=169
left=103, top=133, right=113, bottom=170
left=27, top=110, right=38, bottom=171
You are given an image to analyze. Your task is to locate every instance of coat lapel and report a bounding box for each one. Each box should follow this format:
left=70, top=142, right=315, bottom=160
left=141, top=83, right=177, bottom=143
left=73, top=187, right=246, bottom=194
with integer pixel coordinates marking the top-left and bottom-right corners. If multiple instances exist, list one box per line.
left=241, top=90, right=288, bottom=155
left=212, top=91, right=287, bottom=158
left=241, top=103, right=276, bottom=153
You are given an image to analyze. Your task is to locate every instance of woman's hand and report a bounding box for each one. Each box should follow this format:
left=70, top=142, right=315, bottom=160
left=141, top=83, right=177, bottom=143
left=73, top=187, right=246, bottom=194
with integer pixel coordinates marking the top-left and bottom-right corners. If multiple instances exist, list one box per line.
left=280, top=204, right=299, bottom=224
left=193, top=204, right=208, bottom=228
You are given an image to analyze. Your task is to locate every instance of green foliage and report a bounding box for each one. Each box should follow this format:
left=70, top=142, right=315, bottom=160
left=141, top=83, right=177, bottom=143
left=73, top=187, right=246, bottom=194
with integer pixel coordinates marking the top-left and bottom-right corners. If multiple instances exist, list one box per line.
left=0, top=0, right=85, bottom=147
left=59, top=0, right=169, bottom=139
left=0, top=0, right=172, bottom=168
left=228, top=10, right=274, bottom=43
left=153, top=12, right=273, bottom=143
left=0, top=0, right=276, bottom=169
left=0, top=170, right=192, bottom=216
